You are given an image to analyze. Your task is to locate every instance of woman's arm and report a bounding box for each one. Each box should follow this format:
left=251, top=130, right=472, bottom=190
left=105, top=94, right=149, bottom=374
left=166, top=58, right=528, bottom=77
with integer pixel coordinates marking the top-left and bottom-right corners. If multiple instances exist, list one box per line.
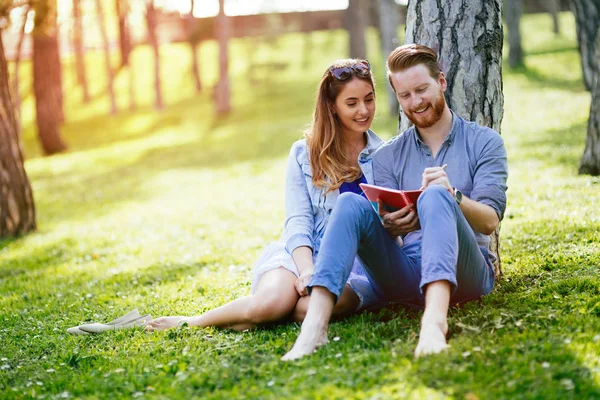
left=292, top=246, right=314, bottom=296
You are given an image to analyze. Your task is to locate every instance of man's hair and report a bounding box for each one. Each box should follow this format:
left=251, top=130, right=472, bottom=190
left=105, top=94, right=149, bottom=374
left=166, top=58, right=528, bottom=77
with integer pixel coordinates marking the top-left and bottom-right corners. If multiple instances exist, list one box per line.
left=386, top=44, right=441, bottom=91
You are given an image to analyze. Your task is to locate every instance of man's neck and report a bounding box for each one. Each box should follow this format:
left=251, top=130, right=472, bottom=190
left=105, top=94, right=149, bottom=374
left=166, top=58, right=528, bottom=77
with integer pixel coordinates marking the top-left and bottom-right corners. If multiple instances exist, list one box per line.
left=416, top=107, right=453, bottom=155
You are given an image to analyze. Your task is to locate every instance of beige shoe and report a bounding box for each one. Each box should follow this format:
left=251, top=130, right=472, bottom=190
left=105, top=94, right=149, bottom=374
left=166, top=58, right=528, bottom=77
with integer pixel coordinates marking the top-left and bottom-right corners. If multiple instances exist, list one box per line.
left=78, top=314, right=152, bottom=333
left=67, top=309, right=141, bottom=335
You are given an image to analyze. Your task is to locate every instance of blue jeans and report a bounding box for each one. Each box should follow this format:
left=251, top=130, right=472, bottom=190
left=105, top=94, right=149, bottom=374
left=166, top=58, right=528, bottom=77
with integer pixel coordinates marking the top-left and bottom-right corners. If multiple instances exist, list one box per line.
left=308, top=186, right=495, bottom=307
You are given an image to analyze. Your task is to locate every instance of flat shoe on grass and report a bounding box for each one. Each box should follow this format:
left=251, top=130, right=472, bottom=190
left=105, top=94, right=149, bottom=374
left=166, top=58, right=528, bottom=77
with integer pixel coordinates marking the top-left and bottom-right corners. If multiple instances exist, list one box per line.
left=66, top=309, right=142, bottom=335
left=78, top=314, right=152, bottom=333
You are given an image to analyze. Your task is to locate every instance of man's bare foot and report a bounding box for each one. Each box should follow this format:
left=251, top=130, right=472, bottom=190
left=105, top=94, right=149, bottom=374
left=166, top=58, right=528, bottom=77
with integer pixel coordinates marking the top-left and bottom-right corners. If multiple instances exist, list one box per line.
left=414, top=319, right=449, bottom=358
left=145, top=316, right=189, bottom=332
left=281, top=324, right=329, bottom=361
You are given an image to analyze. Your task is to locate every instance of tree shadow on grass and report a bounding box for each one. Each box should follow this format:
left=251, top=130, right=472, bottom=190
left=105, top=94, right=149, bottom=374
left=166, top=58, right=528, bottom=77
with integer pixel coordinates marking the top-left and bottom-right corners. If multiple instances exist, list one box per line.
left=504, top=63, right=587, bottom=93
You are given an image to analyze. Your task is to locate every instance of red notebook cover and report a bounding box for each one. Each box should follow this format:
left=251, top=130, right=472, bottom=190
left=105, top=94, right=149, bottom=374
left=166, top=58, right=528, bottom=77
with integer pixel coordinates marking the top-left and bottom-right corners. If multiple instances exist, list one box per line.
left=359, top=183, right=423, bottom=211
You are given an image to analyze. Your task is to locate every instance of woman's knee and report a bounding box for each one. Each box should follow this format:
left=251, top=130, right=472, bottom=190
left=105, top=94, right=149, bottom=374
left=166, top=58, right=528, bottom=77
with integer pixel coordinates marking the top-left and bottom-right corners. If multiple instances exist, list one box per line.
left=246, top=293, right=296, bottom=324
left=336, top=192, right=372, bottom=217
left=291, top=296, right=310, bottom=322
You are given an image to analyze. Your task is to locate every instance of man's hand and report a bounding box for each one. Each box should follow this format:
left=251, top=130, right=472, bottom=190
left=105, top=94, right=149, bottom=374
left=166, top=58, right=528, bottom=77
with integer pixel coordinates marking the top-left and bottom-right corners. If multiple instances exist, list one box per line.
left=295, top=271, right=313, bottom=296
left=421, top=165, right=452, bottom=193
left=377, top=199, right=420, bottom=236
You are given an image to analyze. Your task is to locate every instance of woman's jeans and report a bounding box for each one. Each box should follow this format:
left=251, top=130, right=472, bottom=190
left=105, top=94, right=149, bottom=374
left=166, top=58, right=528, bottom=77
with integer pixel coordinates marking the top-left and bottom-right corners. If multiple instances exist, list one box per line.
left=307, top=186, right=495, bottom=307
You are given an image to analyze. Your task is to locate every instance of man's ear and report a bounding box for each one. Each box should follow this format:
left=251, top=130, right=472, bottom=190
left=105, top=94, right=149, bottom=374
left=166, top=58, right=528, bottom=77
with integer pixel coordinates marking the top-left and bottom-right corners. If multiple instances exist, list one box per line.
left=439, top=72, right=448, bottom=92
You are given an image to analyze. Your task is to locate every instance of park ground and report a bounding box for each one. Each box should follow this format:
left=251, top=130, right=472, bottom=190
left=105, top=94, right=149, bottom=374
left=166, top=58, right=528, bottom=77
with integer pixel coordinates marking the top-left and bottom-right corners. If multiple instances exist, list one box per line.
left=1, top=12, right=599, bottom=400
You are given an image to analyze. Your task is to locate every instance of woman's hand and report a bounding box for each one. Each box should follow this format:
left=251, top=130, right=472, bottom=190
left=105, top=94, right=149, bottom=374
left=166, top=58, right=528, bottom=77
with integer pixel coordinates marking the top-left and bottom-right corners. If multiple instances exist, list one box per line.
left=295, top=271, right=313, bottom=297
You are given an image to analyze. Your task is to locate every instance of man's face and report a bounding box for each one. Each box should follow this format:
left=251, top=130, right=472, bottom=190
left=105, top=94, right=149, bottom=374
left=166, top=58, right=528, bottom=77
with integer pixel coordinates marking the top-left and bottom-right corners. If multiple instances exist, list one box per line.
left=390, top=64, right=447, bottom=129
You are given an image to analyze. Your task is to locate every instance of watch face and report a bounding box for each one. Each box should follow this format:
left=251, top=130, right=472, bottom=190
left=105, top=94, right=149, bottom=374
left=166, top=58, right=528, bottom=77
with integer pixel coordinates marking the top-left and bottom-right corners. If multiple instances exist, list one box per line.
left=455, top=188, right=462, bottom=204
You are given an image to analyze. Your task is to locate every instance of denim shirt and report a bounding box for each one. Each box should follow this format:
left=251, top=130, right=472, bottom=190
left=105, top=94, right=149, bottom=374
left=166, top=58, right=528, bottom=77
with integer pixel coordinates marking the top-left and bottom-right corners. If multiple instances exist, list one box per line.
left=373, top=112, right=508, bottom=249
left=282, top=130, right=384, bottom=254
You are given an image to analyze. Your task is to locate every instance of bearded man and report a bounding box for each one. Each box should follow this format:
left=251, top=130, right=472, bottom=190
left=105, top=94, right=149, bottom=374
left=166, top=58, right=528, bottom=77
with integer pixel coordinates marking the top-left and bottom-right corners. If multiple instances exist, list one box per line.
left=283, top=44, right=508, bottom=360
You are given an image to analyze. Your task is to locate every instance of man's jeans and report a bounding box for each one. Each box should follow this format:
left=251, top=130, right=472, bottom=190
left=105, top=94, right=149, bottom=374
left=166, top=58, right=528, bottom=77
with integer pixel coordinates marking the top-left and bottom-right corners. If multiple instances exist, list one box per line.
left=308, top=186, right=495, bottom=306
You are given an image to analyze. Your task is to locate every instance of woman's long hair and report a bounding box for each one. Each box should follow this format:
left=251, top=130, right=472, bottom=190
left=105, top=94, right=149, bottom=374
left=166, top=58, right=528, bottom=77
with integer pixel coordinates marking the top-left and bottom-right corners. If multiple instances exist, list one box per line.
left=305, top=59, right=375, bottom=193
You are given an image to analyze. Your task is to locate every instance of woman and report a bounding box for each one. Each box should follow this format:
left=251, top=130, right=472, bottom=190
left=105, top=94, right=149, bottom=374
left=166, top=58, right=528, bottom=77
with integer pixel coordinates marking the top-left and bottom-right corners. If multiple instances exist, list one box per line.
left=146, top=59, right=383, bottom=332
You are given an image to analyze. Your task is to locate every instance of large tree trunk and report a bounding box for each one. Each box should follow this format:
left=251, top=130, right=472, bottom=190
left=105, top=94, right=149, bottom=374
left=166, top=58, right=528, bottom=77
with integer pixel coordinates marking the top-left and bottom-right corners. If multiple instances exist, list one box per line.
left=505, top=0, right=524, bottom=68
left=377, top=0, right=400, bottom=116
left=215, top=0, right=230, bottom=115
left=404, top=0, right=504, bottom=276
left=95, top=0, right=118, bottom=115
left=32, top=0, right=67, bottom=155
left=115, top=0, right=132, bottom=69
left=146, top=0, right=164, bottom=110
left=579, top=30, right=600, bottom=175
left=346, top=0, right=368, bottom=59
left=72, top=0, right=90, bottom=103
left=188, top=0, right=201, bottom=92
left=570, top=0, right=600, bottom=91
left=0, top=33, right=36, bottom=237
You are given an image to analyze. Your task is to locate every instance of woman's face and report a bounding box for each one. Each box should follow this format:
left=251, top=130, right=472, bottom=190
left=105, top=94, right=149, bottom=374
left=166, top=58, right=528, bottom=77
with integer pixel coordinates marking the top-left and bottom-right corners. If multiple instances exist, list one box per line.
left=332, top=77, right=376, bottom=137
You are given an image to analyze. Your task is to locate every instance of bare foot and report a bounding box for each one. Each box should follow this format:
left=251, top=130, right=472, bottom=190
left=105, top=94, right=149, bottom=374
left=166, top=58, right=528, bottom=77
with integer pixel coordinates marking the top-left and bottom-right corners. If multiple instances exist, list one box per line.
left=281, top=324, right=329, bottom=361
left=145, top=316, right=189, bottom=332
left=414, top=319, right=449, bottom=358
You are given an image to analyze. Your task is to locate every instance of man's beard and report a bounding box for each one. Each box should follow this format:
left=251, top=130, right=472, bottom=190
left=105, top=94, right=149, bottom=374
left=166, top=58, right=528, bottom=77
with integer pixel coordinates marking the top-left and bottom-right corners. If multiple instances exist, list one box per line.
left=404, top=90, right=446, bottom=129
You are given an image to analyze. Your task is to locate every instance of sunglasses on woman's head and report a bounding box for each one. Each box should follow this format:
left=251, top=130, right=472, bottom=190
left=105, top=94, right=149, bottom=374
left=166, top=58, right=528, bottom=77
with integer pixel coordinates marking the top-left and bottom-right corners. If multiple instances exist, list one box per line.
left=329, top=60, right=371, bottom=81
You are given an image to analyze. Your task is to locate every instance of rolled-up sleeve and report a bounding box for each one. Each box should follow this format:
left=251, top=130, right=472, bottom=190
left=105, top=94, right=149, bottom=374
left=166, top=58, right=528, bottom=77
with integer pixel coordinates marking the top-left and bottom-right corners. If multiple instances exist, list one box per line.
left=282, top=142, right=314, bottom=254
left=470, top=132, right=508, bottom=220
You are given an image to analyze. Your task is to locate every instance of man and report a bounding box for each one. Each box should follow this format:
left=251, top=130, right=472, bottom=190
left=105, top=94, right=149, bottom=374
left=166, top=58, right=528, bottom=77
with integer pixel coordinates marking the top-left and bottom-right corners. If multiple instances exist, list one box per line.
left=282, top=44, right=508, bottom=360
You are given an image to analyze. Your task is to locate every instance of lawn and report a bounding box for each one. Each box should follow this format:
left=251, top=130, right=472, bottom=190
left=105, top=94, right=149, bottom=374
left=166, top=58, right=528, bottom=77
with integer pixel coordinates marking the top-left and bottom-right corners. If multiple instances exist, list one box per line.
left=1, top=11, right=599, bottom=399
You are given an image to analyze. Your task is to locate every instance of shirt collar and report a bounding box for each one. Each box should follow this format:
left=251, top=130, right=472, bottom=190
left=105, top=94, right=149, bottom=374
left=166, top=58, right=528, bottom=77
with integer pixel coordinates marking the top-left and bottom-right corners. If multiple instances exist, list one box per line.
left=360, top=129, right=384, bottom=158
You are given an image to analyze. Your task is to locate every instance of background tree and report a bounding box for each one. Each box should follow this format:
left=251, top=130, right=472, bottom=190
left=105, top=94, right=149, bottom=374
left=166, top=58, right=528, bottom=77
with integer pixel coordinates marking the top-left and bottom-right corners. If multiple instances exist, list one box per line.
left=72, top=0, right=90, bottom=103
left=547, top=0, right=560, bottom=35
left=187, top=0, right=202, bottom=92
left=12, top=4, right=30, bottom=133
left=578, top=26, right=600, bottom=174
left=214, top=0, right=230, bottom=115
left=0, top=29, right=36, bottom=236
left=570, top=0, right=599, bottom=91
left=377, top=0, right=400, bottom=116
left=115, top=0, right=132, bottom=69
left=32, top=0, right=67, bottom=154
left=95, top=0, right=117, bottom=115
left=146, top=0, right=164, bottom=110
left=346, top=0, right=368, bottom=59
left=505, top=0, right=524, bottom=68
left=404, top=0, right=504, bottom=275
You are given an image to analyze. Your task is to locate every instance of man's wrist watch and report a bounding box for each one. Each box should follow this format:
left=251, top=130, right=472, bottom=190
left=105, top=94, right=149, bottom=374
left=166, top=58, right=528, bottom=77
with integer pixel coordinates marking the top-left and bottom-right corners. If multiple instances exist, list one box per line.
left=453, top=188, right=463, bottom=205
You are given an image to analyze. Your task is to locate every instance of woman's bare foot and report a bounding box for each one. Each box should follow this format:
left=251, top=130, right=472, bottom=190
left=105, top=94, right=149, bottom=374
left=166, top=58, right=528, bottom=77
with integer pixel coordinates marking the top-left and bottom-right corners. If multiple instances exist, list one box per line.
left=281, top=323, right=329, bottom=361
left=145, top=316, right=189, bottom=332
left=414, top=318, right=449, bottom=358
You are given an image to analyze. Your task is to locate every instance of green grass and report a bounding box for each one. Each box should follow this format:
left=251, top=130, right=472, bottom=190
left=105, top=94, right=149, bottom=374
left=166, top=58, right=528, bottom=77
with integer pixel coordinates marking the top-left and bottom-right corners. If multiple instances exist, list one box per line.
left=1, top=11, right=599, bottom=399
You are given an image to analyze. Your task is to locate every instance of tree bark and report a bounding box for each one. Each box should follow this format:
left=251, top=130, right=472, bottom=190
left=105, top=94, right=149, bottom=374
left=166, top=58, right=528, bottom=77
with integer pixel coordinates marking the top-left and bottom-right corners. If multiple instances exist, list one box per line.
left=346, top=0, right=368, bottom=59
left=404, top=0, right=504, bottom=276
left=95, top=0, right=118, bottom=115
left=72, top=0, right=90, bottom=103
left=0, top=33, right=36, bottom=237
left=32, top=0, right=67, bottom=154
left=579, top=30, right=600, bottom=175
left=570, top=0, right=600, bottom=91
left=115, top=0, right=132, bottom=69
left=377, top=0, right=400, bottom=116
left=505, top=0, right=524, bottom=68
left=146, top=0, right=164, bottom=110
left=188, top=0, right=201, bottom=92
left=215, top=0, right=230, bottom=115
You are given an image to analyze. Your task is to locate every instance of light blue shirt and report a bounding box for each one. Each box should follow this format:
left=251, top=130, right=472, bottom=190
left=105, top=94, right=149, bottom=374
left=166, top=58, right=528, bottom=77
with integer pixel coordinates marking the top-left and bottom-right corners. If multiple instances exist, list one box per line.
left=372, top=112, right=508, bottom=249
left=282, top=130, right=384, bottom=254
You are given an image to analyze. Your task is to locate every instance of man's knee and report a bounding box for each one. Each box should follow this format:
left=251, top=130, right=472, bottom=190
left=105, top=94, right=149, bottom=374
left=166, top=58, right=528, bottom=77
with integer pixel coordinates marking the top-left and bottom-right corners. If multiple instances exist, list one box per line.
left=417, top=185, right=453, bottom=209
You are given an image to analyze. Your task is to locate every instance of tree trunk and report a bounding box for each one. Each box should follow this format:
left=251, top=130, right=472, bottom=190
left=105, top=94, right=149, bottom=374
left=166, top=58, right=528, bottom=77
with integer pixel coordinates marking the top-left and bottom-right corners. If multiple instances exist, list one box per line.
left=0, top=33, right=36, bottom=237
left=570, top=0, right=600, bottom=91
left=346, top=0, right=368, bottom=59
left=579, top=30, right=600, bottom=175
left=505, top=0, right=524, bottom=68
left=72, top=0, right=90, bottom=103
left=404, top=0, right=504, bottom=276
left=377, top=0, right=400, bottom=116
left=95, top=0, right=118, bottom=115
left=548, top=0, right=560, bottom=35
left=146, top=0, right=164, bottom=110
left=32, top=0, right=67, bottom=155
left=215, top=0, right=230, bottom=115
left=115, top=0, right=132, bottom=69
left=188, top=0, right=201, bottom=92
